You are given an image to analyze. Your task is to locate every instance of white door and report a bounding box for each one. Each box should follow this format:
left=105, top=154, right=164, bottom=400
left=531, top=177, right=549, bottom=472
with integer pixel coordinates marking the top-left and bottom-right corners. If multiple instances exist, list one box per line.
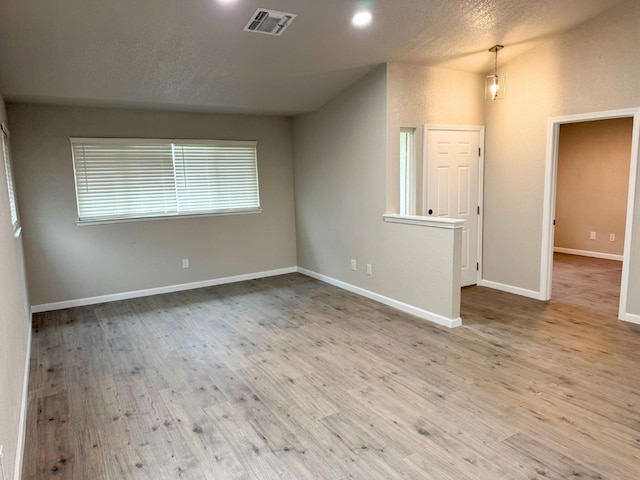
left=425, top=127, right=481, bottom=287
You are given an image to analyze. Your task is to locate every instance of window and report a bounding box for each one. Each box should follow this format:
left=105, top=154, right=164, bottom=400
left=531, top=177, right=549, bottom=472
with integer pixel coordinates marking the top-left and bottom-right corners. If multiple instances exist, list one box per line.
left=399, top=128, right=416, bottom=215
left=1, top=123, right=19, bottom=232
left=70, top=138, right=261, bottom=223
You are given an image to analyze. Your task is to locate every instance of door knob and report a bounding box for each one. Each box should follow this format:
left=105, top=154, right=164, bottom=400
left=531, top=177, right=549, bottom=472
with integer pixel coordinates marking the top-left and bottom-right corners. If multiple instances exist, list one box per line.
left=428, top=209, right=433, bottom=215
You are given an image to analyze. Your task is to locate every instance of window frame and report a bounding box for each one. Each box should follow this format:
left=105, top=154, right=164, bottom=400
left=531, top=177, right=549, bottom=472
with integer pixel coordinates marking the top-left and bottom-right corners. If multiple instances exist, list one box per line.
left=1, top=122, right=20, bottom=234
left=399, top=127, right=417, bottom=216
left=70, top=137, right=262, bottom=225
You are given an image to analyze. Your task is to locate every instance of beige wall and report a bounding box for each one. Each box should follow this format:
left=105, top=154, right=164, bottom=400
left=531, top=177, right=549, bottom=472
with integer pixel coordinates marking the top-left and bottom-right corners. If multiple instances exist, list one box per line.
left=483, top=0, right=640, bottom=314
left=0, top=95, right=31, bottom=480
left=8, top=104, right=297, bottom=306
left=294, top=65, right=483, bottom=320
left=555, top=118, right=632, bottom=256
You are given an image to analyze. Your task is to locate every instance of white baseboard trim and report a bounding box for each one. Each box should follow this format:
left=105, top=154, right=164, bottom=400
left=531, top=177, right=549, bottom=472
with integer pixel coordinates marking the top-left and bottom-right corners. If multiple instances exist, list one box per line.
left=620, top=311, right=640, bottom=325
left=31, top=265, right=463, bottom=328
left=479, top=279, right=543, bottom=300
left=297, top=267, right=461, bottom=328
left=14, top=322, right=32, bottom=480
left=554, top=247, right=623, bottom=262
left=31, top=267, right=298, bottom=313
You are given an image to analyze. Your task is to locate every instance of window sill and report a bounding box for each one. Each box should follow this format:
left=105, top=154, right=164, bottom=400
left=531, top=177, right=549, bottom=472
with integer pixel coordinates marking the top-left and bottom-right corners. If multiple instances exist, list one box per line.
left=382, top=214, right=465, bottom=229
left=76, top=208, right=263, bottom=226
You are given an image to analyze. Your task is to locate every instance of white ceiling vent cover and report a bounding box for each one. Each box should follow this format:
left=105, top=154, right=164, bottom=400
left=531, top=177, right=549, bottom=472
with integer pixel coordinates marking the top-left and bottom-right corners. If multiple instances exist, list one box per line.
left=244, top=8, right=297, bottom=36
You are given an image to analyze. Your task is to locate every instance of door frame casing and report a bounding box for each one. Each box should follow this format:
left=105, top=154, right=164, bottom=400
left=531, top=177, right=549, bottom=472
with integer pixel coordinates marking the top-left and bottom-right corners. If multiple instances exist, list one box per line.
left=423, top=124, right=485, bottom=286
left=540, top=107, right=640, bottom=322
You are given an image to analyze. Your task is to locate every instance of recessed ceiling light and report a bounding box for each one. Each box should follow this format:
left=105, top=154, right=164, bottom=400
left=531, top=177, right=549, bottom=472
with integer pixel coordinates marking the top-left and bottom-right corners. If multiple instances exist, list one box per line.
left=352, top=10, right=372, bottom=27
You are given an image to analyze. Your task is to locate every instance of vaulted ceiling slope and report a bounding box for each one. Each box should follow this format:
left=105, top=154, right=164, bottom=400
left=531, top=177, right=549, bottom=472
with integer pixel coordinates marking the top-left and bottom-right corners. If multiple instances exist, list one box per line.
left=0, top=0, right=626, bottom=115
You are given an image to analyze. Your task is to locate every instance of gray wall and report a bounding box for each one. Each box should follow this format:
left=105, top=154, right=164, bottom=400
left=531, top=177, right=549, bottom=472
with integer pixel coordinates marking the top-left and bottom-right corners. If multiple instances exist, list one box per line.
left=483, top=0, right=640, bottom=314
left=294, top=66, right=462, bottom=320
left=0, top=95, right=31, bottom=480
left=8, top=104, right=297, bottom=306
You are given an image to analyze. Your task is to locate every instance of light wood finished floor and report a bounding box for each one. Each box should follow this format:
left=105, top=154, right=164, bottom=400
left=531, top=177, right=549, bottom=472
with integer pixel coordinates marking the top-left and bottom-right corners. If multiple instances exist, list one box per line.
left=23, top=254, right=640, bottom=479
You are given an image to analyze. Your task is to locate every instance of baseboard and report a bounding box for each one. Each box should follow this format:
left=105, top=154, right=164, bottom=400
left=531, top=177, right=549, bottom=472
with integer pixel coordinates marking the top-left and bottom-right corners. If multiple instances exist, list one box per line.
left=479, top=279, right=543, bottom=300
left=31, top=267, right=298, bottom=313
left=554, top=247, right=623, bottom=261
left=621, top=311, right=640, bottom=325
left=14, top=321, right=32, bottom=480
left=32, top=264, right=463, bottom=327
left=297, top=267, right=461, bottom=328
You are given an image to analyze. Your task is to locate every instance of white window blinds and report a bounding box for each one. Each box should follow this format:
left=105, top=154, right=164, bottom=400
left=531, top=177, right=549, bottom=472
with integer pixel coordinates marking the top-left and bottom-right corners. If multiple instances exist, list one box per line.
left=173, top=142, right=260, bottom=214
left=70, top=138, right=260, bottom=223
left=1, top=124, right=19, bottom=231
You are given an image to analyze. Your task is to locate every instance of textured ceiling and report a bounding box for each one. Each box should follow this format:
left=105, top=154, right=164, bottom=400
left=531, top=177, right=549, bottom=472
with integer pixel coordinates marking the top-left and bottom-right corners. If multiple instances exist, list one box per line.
left=0, top=0, right=627, bottom=115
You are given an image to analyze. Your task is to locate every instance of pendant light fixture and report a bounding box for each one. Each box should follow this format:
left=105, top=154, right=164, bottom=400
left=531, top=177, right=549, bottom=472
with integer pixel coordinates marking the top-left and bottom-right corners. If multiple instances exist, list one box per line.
left=485, top=45, right=505, bottom=100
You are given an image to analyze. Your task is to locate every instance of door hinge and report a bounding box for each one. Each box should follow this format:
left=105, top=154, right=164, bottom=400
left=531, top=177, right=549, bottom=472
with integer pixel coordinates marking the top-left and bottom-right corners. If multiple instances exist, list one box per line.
left=476, top=262, right=479, bottom=271
left=553, top=219, right=556, bottom=226
left=478, top=147, right=481, bottom=157
left=477, top=206, right=480, bottom=215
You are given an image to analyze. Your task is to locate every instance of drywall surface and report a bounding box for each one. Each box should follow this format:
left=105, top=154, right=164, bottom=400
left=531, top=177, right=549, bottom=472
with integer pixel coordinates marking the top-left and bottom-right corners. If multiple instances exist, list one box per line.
left=483, top=0, right=640, bottom=315
left=0, top=95, right=31, bottom=480
left=294, top=66, right=461, bottom=320
left=8, top=104, right=297, bottom=306
left=555, top=118, right=632, bottom=256
left=386, top=63, right=485, bottom=214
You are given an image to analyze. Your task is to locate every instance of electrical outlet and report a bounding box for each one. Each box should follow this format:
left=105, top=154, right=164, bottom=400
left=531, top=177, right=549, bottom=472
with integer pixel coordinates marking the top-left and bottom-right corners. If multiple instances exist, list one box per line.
left=609, top=233, right=616, bottom=242
left=350, top=259, right=357, bottom=271
left=366, top=264, right=372, bottom=275
left=182, top=258, right=189, bottom=269
left=590, top=231, right=596, bottom=240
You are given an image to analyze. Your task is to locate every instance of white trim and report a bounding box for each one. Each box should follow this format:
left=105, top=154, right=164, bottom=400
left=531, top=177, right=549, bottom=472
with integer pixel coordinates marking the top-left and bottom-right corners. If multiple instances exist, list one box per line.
left=621, top=312, right=640, bottom=325
left=423, top=125, right=485, bottom=285
left=399, top=127, right=417, bottom=216
left=31, top=267, right=297, bottom=313
left=540, top=107, right=639, bottom=323
left=541, top=119, right=559, bottom=301
left=479, top=279, right=543, bottom=300
left=75, top=208, right=262, bottom=226
left=31, top=266, right=463, bottom=328
left=382, top=214, right=464, bottom=229
left=553, top=247, right=623, bottom=262
left=0, top=445, right=4, bottom=480
left=621, top=112, right=640, bottom=321
left=477, top=129, right=485, bottom=285
left=421, top=124, right=485, bottom=132
left=14, top=323, right=32, bottom=480
left=298, top=267, right=462, bottom=328
left=69, top=137, right=257, bottom=147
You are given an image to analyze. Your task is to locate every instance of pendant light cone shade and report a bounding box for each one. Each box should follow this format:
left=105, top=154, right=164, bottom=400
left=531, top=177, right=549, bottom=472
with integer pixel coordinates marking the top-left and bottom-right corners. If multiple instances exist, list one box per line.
left=485, top=45, right=505, bottom=100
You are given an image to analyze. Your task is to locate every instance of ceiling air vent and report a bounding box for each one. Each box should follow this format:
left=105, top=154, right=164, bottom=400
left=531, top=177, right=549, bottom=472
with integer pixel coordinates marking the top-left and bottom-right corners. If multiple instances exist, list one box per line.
left=244, top=8, right=297, bottom=36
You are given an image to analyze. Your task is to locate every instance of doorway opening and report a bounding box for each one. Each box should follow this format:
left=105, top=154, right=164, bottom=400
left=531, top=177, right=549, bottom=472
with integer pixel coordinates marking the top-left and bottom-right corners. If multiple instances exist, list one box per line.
left=541, top=108, right=640, bottom=322
left=552, top=118, right=631, bottom=316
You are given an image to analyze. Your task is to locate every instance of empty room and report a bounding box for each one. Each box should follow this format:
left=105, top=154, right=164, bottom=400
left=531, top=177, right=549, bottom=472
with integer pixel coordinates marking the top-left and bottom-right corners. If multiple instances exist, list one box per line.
left=1, top=0, right=640, bottom=479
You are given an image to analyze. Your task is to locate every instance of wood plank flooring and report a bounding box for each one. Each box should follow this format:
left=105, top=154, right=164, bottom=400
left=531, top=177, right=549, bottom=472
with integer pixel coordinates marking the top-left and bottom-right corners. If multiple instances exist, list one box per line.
left=551, top=252, right=623, bottom=316
left=23, top=254, right=640, bottom=479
